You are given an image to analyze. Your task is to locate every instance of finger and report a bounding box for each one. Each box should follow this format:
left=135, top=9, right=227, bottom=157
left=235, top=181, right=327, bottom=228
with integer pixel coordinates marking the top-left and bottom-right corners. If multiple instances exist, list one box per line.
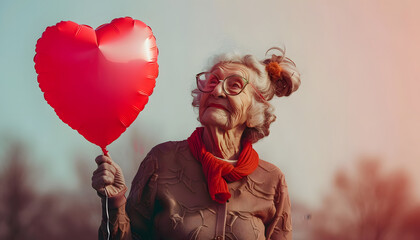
left=92, top=173, right=115, bottom=189
left=93, top=163, right=117, bottom=176
left=102, top=174, right=115, bottom=185
left=92, top=168, right=116, bottom=183
left=92, top=165, right=116, bottom=177
left=92, top=177, right=104, bottom=191
left=91, top=178, right=104, bottom=192
left=95, top=155, right=113, bottom=166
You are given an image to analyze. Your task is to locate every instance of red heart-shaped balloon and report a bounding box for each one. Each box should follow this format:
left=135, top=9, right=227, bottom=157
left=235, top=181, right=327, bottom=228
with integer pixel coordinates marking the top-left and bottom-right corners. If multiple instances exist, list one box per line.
left=34, top=17, right=159, bottom=153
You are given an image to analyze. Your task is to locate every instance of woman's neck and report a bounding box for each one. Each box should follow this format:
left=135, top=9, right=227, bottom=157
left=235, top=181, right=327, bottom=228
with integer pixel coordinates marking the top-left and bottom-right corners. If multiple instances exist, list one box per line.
left=202, top=126, right=245, bottom=160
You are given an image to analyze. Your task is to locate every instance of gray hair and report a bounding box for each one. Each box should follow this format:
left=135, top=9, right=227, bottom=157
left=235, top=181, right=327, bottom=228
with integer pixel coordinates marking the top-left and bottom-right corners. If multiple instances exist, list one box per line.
left=192, top=47, right=301, bottom=143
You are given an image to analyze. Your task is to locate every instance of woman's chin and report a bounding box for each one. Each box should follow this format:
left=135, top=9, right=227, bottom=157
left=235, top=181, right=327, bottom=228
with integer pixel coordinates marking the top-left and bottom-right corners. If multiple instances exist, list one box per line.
left=200, top=112, right=230, bottom=130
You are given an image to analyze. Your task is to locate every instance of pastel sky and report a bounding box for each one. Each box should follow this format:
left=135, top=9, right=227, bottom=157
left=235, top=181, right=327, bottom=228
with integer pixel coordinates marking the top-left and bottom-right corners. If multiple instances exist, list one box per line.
left=1, top=0, right=419, bottom=208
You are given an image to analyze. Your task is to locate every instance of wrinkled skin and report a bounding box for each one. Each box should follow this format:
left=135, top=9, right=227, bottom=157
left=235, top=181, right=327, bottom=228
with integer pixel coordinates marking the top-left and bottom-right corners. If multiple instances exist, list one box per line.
left=199, top=63, right=256, bottom=160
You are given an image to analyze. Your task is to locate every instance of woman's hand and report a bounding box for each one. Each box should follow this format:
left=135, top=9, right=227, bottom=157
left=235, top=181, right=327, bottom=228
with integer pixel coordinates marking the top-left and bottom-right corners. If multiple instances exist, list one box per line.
left=92, top=155, right=127, bottom=198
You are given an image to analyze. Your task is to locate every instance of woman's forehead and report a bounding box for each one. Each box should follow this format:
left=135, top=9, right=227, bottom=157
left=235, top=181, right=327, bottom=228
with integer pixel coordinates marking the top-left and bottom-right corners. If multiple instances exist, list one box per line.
left=210, top=63, right=251, bottom=77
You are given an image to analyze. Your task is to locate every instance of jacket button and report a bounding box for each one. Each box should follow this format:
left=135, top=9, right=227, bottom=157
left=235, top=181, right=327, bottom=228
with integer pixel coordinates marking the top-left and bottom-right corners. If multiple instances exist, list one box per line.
left=214, top=236, right=223, bottom=240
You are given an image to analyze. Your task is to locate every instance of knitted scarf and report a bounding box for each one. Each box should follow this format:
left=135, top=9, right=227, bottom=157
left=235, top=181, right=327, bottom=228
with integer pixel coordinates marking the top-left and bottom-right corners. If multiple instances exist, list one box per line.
left=187, top=127, right=259, bottom=203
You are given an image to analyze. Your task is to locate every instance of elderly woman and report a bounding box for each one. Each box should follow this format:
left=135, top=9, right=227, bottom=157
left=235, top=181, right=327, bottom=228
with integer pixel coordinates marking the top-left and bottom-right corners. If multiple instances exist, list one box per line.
left=92, top=47, right=301, bottom=240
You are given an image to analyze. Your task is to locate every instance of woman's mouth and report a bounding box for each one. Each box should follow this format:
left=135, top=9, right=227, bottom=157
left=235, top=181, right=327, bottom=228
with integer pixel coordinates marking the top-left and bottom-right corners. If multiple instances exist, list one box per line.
left=208, top=103, right=228, bottom=111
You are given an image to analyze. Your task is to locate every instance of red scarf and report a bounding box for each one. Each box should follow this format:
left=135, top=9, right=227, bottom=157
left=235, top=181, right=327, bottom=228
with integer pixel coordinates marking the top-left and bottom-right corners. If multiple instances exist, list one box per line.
left=187, top=127, right=260, bottom=203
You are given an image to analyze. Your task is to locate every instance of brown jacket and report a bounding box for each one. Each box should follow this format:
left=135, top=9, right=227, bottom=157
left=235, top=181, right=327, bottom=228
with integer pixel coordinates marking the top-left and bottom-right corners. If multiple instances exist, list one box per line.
left=99, top=140, right=292, bottom=240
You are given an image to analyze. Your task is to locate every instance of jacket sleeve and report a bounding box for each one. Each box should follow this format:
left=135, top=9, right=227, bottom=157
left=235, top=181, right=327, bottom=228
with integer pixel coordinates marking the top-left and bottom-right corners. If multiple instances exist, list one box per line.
left=265, top=173, right=293, bottom=240
left=98, top=151, right=159, bottom=240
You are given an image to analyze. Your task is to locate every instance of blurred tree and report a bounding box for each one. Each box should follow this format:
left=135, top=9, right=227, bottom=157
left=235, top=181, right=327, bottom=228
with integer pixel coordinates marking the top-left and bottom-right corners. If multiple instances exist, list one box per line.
left=0, top=142, right=100, bottom=240
left=310, top=158, right=420, bottom=240
left=0, top=142, right=33, bottom=240
left=398, top=206, right=420, bottom=240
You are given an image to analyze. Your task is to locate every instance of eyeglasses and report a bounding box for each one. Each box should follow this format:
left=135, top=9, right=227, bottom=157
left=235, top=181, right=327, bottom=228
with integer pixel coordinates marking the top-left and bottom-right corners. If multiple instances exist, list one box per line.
left=196, top=72, right=266, bottom=101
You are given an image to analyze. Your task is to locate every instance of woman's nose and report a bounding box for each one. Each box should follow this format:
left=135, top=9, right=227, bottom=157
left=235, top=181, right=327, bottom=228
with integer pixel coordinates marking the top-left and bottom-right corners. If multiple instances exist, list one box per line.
left=211, top=81, right=226, bottom=98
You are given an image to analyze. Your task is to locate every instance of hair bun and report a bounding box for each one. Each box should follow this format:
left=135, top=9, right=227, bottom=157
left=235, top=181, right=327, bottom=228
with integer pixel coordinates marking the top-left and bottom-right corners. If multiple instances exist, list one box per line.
left=266, top=61, right=283, bottom=79
left=264, top=47, right=301, bottom=98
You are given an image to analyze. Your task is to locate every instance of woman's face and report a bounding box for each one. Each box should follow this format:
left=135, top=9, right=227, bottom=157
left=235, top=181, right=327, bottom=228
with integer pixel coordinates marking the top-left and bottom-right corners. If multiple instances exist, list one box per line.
left=199, top=63, right=255, bottom=131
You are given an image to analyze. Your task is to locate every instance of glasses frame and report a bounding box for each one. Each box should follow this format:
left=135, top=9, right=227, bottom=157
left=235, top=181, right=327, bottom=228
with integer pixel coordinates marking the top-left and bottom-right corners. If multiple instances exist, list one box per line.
left=196, top=72, right=266, bottom=101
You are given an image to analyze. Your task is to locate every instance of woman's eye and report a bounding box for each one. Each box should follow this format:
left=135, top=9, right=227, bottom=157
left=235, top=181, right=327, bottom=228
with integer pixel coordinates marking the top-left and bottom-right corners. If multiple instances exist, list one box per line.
left=208, top=77, right=219, bottom=85
left=232, top=83, right=241, bottom=89
left=228, top=78, right=243, bottom=89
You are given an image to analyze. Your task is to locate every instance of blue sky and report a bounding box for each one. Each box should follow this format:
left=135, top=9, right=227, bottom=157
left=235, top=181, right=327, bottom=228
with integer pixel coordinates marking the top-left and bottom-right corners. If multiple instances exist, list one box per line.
left=1, top=0, right=420, bottom=208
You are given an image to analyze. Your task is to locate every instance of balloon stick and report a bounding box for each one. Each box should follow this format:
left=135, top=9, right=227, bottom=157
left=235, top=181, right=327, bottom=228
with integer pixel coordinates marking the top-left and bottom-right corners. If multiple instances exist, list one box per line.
left=104, top=187, right=110, bottom=240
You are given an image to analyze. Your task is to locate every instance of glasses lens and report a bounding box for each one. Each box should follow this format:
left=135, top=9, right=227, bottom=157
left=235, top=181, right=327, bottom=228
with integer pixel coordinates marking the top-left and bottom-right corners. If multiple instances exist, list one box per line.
left=197, top=72, right=219, bottom=92
left=224, top=75, right=246, bottom=95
